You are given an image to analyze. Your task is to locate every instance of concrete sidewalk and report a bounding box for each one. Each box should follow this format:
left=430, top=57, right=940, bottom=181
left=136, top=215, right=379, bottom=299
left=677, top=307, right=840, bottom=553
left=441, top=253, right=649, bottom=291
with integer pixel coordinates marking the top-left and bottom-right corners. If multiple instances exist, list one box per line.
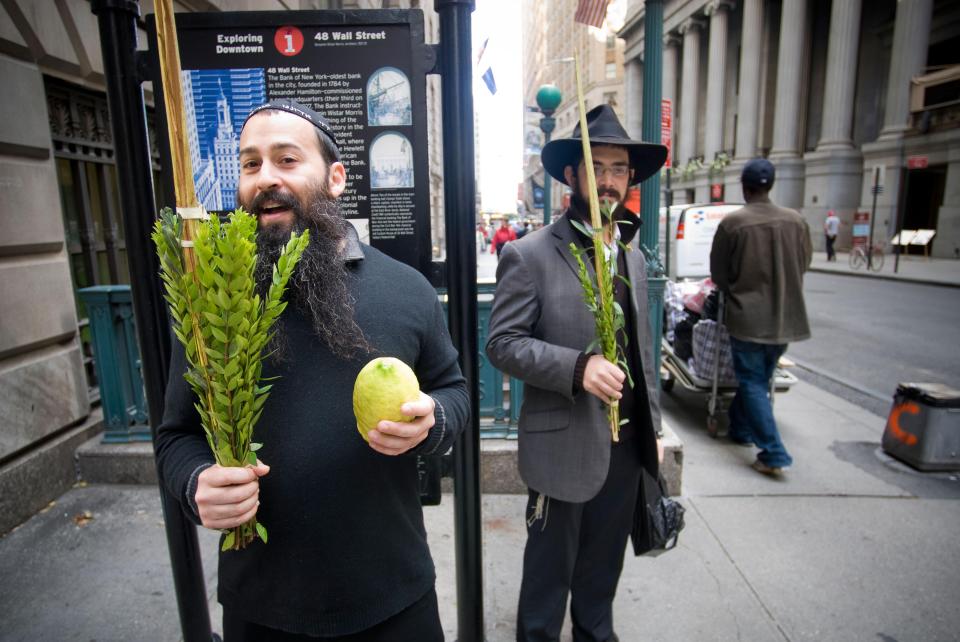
left=2, top=377, right=959, bottom=641
left=808, top=250, right=960, bottom=287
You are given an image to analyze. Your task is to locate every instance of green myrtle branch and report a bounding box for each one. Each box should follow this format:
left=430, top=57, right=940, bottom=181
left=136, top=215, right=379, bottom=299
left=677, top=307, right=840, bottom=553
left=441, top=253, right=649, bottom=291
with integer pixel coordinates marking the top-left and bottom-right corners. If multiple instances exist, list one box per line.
left=568, top=202, right=632, bottom=440
left=152, top=207, right=308, bottom=550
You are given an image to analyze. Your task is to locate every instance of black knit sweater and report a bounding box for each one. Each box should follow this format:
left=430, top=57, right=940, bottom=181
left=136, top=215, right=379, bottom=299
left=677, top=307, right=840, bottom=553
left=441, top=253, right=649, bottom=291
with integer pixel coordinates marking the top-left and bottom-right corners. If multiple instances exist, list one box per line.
left=155, top=238, right=468, bottom=636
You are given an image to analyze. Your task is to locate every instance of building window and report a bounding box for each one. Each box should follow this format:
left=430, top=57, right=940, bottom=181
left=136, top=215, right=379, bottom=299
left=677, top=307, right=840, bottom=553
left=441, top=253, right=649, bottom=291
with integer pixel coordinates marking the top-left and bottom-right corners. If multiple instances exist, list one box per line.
left=45, top=77, right=161, bottom=392
left=606, top=62, right=617, bottom=79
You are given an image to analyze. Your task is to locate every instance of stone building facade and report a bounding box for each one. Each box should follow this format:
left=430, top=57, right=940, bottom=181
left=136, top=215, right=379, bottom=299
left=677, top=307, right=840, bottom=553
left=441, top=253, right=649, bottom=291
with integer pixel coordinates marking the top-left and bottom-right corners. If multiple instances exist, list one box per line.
left=0, top=0, right=444, bottom=533
left=620, top=0, right=960, bottom=257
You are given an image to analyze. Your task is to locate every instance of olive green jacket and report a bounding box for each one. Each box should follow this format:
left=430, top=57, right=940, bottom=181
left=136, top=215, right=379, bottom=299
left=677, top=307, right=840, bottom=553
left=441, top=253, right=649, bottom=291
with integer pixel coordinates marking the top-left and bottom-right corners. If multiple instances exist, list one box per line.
left=710, top=198, right=812, bottom=344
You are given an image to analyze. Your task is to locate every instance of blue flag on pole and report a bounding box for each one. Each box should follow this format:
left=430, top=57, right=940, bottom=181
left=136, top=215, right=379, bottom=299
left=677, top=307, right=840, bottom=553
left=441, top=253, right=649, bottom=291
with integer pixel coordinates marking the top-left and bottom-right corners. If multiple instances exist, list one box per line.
left=476, top=36, right=497, bottom=95
left=482, top=67, right=497, bottom=95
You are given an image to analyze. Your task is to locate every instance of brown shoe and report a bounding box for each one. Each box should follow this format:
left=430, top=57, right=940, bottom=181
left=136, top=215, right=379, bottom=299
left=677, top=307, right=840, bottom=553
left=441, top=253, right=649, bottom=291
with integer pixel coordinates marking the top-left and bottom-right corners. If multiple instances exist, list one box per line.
left=751, top=459, right=784, bottom=476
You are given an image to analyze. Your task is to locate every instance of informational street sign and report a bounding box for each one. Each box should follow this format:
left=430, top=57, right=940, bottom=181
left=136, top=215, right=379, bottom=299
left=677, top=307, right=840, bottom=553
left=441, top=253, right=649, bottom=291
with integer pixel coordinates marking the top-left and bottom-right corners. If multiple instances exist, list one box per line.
left=907, top=156, right=929, bottom=170
left=661, top=98, right=672, bottom=168
left=146, top=11, right=432, bottom=274
left=852, top=211, right=870, bottom=246
left=890, top=229, right=917, bottom=245
left=910, top=229, right=936, bottom=246
left=710, top=183, right=723, bottom=202
left=625, top=186, right=640, bottom=214
left=532, top=183, right=544, bottom=210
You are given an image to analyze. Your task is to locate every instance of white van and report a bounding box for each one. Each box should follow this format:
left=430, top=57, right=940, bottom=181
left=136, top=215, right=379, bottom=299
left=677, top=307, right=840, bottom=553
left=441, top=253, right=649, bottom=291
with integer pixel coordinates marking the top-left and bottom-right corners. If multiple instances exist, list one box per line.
left=658, top=203, right=743, bottom=279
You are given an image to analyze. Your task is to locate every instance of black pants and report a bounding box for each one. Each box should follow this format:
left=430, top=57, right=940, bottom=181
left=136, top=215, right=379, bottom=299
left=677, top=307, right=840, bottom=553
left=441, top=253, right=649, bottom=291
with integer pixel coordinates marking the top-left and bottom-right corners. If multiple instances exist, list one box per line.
left=825, top=234, right=837, bottom=261
left=222, top=587, right=443, bottom=642
left=516, top=440, right=642, bottom=642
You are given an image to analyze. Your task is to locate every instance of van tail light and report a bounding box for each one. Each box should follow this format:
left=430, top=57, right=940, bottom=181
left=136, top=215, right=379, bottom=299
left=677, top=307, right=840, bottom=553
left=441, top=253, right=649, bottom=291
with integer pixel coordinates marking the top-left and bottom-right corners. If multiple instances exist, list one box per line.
left=676, top=219, right=685, bottom=240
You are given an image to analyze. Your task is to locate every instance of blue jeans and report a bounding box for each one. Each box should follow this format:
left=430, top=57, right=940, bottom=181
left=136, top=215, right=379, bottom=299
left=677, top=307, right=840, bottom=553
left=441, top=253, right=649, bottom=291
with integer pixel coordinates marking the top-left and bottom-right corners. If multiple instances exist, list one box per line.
left=728, top=337, right=793, bottom=468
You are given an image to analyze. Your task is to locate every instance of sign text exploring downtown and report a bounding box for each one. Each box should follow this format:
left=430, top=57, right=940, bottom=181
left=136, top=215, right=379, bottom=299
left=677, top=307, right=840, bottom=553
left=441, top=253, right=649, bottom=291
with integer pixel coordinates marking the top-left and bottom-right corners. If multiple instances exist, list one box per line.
left=154, top=11, right=431, bottom=272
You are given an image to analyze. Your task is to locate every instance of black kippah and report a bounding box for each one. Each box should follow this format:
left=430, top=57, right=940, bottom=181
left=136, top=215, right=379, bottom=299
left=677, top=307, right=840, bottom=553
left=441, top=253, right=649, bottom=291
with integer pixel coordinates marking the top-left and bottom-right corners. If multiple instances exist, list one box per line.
left=242, top=99, right=339, bottom=152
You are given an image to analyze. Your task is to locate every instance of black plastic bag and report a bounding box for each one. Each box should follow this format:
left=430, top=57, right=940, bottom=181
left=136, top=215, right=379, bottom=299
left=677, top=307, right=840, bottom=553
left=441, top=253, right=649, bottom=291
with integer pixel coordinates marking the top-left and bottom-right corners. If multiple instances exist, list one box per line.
left=631, top=469, right=686, bottom=557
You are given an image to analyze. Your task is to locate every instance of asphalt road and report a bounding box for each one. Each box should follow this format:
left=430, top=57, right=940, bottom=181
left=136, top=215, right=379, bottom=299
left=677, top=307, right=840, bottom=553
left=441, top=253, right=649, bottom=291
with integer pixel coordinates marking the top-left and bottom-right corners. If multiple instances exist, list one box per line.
left=788, top=272, right=960, bottom=417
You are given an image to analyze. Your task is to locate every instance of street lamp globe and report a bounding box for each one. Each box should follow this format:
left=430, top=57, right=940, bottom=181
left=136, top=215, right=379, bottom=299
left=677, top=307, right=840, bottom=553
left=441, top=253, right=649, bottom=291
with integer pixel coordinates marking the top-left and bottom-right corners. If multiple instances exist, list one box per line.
left=535, top=84, right=562, bottom=225
left=536, top=83, right=562, bottom=116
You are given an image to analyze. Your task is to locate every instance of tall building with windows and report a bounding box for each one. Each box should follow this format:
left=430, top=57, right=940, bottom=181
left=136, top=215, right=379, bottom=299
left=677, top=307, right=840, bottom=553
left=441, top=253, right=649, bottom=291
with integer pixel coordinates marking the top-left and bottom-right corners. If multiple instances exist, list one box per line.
left=521, top=0, right=628, bottom=220
left=0, top=0, right=446, bottom=535
left=212, top=87, right=241, bottom=208
left=620, top=0, right=959, bottom=258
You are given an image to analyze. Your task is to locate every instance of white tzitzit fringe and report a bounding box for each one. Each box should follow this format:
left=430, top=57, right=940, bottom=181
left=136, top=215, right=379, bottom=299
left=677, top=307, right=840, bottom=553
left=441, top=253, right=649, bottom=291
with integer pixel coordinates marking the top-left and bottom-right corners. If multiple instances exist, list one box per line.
left=527, top=492, right=550, bottom=531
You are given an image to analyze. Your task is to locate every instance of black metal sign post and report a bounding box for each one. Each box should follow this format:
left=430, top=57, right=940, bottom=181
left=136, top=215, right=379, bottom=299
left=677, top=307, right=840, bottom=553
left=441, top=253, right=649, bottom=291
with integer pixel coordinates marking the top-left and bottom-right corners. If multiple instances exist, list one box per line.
left=90, top=2, right=214, bottom=641
left=435, top=2, right=483, bottom=640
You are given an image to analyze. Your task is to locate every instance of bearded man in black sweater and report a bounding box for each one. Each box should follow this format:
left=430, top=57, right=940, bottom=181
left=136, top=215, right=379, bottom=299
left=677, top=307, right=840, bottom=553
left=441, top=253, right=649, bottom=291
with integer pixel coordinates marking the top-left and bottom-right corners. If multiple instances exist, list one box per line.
left=155, top=100, right=468, bottom=641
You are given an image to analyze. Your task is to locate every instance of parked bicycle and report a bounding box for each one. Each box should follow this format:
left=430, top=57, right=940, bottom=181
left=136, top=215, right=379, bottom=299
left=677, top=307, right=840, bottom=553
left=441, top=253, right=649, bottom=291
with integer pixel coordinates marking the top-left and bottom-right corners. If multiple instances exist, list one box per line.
left=849, top=242, right=885, bottom=272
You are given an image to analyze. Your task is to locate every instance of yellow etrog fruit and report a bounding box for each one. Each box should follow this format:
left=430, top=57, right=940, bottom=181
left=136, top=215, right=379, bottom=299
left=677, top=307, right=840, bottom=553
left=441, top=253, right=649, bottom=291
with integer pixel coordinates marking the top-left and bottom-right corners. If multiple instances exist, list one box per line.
left=353, top=357, right=420, bottom=442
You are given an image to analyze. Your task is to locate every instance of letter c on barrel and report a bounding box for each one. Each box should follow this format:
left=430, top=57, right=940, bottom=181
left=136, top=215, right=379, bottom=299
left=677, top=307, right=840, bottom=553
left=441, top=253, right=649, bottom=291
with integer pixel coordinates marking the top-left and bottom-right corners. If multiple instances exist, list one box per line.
left=887, top=401, right=920, bottom=446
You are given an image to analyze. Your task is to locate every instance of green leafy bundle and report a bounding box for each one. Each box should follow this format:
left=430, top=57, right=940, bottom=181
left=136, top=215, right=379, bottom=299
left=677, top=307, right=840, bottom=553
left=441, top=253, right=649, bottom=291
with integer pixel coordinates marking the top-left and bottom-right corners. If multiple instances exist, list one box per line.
left=152, top=207, right=309, bottom=550
left=567, top=52, right=634, bottom=442
left=568, top=203, right=633, bottom=442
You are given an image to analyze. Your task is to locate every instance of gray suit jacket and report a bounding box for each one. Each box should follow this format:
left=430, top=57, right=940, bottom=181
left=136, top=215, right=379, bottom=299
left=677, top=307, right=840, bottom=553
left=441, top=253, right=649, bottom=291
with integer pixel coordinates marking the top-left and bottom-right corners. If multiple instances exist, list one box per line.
left=485, top=211, right=662, bottom=503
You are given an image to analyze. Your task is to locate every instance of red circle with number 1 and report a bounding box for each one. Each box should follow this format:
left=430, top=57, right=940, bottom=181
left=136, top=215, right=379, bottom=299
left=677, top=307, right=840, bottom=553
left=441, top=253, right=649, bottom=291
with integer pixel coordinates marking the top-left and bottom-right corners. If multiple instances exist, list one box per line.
left=275, top=26, right=303, bottom=56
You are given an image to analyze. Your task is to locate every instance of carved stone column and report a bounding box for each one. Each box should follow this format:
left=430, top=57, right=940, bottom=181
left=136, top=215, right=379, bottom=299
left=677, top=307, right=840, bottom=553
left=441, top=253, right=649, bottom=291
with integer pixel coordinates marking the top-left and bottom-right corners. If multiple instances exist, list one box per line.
left=879, top=0, right=934, bottom=140
left=816, top=0, right=863, bottom=151
left=769, top=0, right=808, bottom=209
left=703, top=0, right=731, bottom=162
left=677, top=17, right=704, bottom=167
left=662, top=33, right=680, bottom=166
left=734, top=0, right=763, bottom=160
left=624, top=58, right=644, bottom=139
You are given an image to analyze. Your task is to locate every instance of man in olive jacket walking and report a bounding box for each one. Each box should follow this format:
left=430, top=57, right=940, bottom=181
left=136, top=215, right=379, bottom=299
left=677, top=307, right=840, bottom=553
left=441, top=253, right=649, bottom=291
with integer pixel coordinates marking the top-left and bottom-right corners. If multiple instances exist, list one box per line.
left=710, top=158, right=812, bottom=475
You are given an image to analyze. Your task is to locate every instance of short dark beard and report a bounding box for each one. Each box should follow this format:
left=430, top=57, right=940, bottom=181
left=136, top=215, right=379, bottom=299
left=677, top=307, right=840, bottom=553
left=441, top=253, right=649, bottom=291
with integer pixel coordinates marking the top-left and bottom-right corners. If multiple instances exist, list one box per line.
left=244, top=182, right=371, bottom=361
left=569, top=177, right=622, bottom=221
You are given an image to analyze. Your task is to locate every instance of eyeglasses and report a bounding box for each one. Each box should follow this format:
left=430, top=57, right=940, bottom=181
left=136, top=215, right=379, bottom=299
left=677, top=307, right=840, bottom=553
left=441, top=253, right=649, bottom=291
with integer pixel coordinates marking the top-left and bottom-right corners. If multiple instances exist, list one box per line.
left=589, top=164, right=631, bottom=179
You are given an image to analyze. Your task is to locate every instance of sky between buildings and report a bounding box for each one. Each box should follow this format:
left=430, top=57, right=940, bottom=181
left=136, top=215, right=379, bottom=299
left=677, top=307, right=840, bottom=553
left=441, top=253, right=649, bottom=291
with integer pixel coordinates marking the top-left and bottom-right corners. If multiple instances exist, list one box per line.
left=471, top=0, right=627, bottom=214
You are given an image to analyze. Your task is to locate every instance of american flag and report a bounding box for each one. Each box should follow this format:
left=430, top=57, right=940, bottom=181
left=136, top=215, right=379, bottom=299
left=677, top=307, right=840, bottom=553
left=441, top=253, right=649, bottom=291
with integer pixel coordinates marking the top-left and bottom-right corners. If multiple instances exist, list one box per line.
left=574, top=0, right=611, bottom=28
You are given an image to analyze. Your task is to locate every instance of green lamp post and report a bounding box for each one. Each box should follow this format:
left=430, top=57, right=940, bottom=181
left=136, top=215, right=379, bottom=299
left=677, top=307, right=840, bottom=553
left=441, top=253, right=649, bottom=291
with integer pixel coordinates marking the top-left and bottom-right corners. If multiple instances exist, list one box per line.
left=536, top=83, right=562, bottom=226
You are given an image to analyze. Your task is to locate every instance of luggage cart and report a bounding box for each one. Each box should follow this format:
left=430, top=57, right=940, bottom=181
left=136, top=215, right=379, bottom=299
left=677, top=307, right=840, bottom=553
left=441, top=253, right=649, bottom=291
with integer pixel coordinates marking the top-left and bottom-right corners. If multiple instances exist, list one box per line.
left=659, top=292, right=798, bottom=436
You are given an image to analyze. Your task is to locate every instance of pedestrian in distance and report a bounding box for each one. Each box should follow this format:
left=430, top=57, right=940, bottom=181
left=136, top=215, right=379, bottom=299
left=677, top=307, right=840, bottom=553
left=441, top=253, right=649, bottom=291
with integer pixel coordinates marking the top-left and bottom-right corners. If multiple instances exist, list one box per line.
left=155, top=99, right=468, bottom=641
left=486, top=104, right=667, bottom=642
left=710, top=158, right=812, bottom=476
left=824, top=209, right=840, bottom=261
left=478, top=221, right=490, bottom=252
left=491, top=217, right=517, bottom=260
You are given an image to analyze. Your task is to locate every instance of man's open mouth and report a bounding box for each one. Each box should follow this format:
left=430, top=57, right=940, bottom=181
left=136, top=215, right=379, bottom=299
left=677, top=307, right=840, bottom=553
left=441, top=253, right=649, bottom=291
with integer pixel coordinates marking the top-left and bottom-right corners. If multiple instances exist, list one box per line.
left=258, top=204, right=291, bottom=216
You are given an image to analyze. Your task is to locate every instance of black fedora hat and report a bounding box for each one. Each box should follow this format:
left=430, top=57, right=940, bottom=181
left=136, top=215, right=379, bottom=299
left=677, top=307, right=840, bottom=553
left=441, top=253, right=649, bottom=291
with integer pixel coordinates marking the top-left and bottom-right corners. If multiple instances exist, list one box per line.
left=541, top=104, right=667, bottom=186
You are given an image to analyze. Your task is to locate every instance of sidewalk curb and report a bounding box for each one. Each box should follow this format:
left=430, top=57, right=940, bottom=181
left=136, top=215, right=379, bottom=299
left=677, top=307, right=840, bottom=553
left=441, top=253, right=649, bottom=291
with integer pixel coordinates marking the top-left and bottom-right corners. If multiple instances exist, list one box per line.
left=808, top=266, right=959, bottom=288
left=790, top=357, right=891, bottom=403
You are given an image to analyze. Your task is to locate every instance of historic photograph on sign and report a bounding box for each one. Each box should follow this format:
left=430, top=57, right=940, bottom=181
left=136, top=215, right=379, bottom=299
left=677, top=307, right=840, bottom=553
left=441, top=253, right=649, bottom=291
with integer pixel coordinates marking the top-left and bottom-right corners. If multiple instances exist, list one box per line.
left=370, top=132, right=414, bottom=189
left=367, top=67, right=412, bottom=126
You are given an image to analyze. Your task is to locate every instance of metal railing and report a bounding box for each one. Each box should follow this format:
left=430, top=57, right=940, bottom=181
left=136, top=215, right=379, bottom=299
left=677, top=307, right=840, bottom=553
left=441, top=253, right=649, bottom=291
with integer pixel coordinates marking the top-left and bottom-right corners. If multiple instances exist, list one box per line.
left=81, top=283, right=522, bottom=443
left=78, top=285, right=152, bottom=443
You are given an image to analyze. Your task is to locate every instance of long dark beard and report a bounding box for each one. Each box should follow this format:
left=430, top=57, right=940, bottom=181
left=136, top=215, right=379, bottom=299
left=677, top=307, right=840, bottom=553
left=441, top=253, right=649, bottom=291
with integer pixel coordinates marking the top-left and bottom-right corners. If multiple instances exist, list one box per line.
left=246, top=182, right=371, bottom=361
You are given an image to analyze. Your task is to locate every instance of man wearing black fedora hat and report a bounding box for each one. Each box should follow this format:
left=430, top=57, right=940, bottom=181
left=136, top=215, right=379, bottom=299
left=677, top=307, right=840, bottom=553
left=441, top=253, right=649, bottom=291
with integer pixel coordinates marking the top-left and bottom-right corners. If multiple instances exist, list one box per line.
left=487, top=104, right=667, bottom=642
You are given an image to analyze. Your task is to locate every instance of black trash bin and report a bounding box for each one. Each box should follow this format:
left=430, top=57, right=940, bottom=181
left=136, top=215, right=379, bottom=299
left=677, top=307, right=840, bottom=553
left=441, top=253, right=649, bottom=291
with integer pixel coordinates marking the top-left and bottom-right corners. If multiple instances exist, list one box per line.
left=881, top=382, right=960, bottom=471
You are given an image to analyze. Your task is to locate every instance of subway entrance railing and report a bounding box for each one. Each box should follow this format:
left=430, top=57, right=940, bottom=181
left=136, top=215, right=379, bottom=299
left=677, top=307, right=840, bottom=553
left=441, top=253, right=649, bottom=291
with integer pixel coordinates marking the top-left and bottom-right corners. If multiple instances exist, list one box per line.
left=82, top=282, right=521, bottom=444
